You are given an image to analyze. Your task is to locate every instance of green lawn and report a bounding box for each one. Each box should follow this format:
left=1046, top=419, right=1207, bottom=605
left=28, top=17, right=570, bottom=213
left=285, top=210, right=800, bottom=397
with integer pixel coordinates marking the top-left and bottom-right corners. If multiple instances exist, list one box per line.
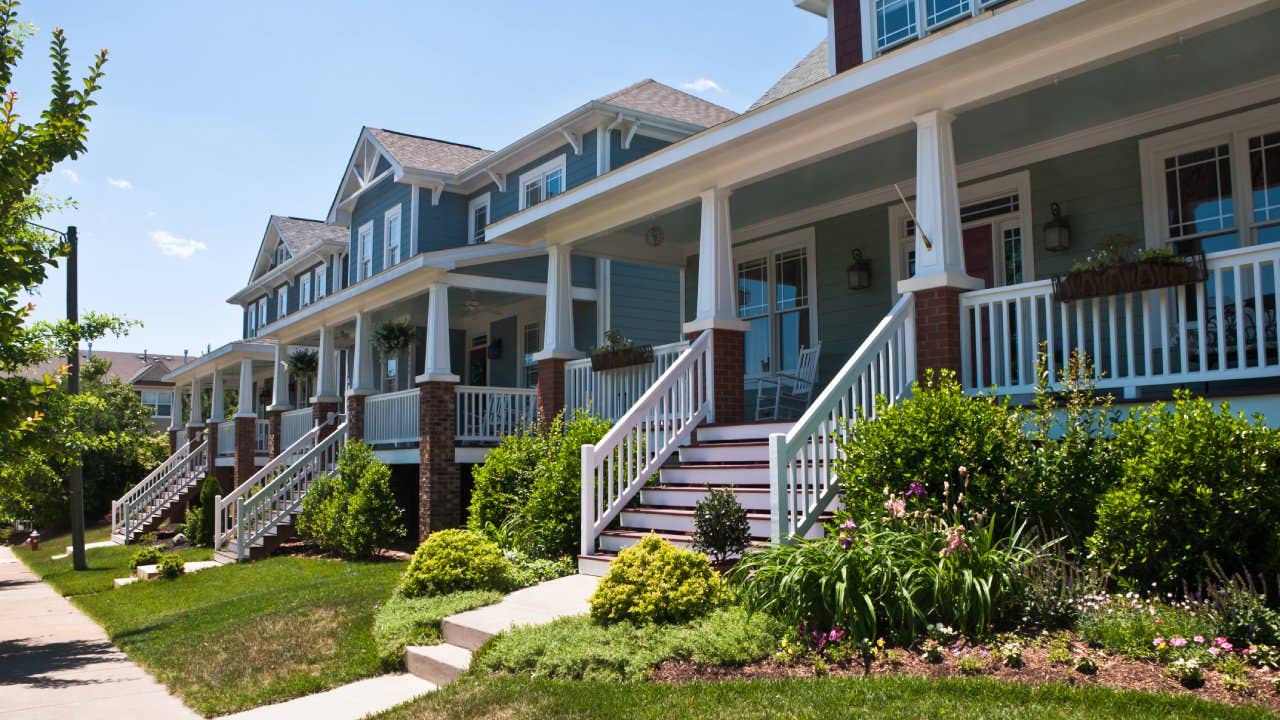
left=13, top=526, right=211, bottom=596
left=67, top=555, right=406, bottom=716
left=376, top=675, right=1276, bottom=720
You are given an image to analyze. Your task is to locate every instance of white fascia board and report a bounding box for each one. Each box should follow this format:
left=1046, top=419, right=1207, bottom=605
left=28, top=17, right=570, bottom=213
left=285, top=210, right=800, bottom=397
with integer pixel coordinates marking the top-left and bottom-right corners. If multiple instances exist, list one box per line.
left=484, top=0, right=1266, bottom=248
left=161, top=342, right=275, bottom=384
left=226, top=245, right=347, bottom=305
left=794, top=0, right=830, bottom=17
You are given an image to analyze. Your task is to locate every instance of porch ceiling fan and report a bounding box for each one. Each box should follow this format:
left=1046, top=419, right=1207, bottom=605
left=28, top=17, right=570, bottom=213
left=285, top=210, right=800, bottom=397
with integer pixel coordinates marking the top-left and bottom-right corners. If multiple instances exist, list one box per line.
left=463, top=290, right=481, bottom=313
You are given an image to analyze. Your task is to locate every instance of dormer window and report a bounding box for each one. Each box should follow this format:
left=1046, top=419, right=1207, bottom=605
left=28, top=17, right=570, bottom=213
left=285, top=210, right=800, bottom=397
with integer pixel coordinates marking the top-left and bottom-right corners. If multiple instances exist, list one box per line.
left=518, top=156, right=566, bottom=210
left=274, top=243, right=290, bottom=267
left=469, top=193, right=491, bottom=244
left=866, top=0, right=1008, bottom=57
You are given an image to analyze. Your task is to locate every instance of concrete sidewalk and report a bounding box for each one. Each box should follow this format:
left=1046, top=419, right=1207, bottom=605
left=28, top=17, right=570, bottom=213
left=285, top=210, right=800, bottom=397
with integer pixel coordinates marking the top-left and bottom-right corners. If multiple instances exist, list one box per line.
left=0, top=545, right=198, bottom=720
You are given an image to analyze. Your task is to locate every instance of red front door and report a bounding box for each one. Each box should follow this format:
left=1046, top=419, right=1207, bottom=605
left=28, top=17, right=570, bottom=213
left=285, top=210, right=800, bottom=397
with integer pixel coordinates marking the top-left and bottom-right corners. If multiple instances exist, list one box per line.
left=963, top=224, right=996, bottom=289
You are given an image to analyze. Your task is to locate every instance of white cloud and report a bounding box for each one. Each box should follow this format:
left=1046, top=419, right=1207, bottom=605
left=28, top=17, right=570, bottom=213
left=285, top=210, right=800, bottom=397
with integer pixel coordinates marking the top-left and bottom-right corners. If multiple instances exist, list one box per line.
left=150, top=230, right=206, bottom=259
left=106, top=176, right=134, bottom=190
left=681, top=77, right=723, bottom=94
left=145, top=210, right=158, bottom=218
left=61, top=169, right=80, bottom=183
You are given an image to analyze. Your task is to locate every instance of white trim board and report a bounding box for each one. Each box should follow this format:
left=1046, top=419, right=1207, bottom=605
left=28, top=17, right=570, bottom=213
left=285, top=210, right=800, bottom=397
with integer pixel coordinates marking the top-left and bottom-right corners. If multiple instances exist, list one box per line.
left=733, top=75, right=1280, bottom=245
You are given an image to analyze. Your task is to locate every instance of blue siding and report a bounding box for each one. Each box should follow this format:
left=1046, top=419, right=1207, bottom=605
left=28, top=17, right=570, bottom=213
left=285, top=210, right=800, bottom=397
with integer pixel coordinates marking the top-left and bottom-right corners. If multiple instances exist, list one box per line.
left=610, top=131, right=669, bottom=170
left=482, top=132, right=598, bottom=224
left=453, top=254, right=597, bottom=288
left=488, top=315, right=518, bottom=387
left=419, top=190, right=469, bottom=253
left=573, top=300, right=597, bottom=351
left=609, top=261, right=681, bottom=346
left=349, top=176, right=412, bottom=284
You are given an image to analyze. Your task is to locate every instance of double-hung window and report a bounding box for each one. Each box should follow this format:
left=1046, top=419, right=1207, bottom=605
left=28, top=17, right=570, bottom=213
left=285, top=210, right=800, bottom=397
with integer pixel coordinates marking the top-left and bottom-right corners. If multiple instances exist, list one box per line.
left=247, top=304, right=258, bottom=337
left=736, top=238, right=816, bottom=378
left=384, top=207, right=402, bottom=268
left=257, top=297, right=269, bottom=328
left=518, top=156, right=566, bottom=210
left=276, top=285, right=288, bottom=319
left=522, top=322, right=540, bottom=387
left=469, top=193, right=491, bottom=244
left=138, top=390, right=172, bottom=419
left=314, top=264, right=327, bottom=300
left=299, top=273, right=312, bottom=307
left=866, top=0, right=1008, bottom=58
left=357, top=223, right=374, bottom=280
left=274, top=243, right=289, bottom=267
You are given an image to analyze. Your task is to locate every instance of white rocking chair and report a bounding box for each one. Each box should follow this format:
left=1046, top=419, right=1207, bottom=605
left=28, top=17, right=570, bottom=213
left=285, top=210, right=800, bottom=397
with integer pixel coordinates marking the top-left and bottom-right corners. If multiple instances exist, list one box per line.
left=752, top=343, right=821, bottom=421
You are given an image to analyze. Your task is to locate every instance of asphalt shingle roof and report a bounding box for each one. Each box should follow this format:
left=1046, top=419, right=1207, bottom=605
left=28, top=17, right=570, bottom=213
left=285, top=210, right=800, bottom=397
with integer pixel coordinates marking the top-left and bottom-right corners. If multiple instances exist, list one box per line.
left=749, top=39, right=830, bottom=111
left=367, top=128, right=494, bottom=175
left=272, top=215, right=348, bottom=256
left=598, top=79, right=738, bottom=128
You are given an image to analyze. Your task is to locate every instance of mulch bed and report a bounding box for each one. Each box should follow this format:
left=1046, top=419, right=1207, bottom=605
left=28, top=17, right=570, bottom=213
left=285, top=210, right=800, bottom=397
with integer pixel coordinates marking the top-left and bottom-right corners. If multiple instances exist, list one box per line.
left=652, top=635, right=1280, bottom=714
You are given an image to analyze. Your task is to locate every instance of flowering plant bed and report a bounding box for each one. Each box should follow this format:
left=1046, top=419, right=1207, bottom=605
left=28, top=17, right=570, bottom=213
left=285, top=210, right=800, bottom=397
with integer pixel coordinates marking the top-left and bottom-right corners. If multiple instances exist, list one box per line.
left=1052, top=251, right=1207, bottom=302
left=590, top=345, right=655, bottom=371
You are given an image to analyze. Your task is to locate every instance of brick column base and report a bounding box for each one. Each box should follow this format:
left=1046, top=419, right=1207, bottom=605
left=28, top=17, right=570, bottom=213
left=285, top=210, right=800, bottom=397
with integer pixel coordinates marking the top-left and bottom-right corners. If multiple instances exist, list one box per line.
left=346, top=393, right=367, bottom=445
left=312, top=400, right=342, bottom=440
left=205, top=421, right=220, bottom=475
left=168, top=429, right=179, bottom=455
left=687, top=328, right=745, bottom=424
left=266, top=409, right=283, bottom=457
left=186, top=426, right=200, bottom=448
left=418, top=380, right=460, bottom=541
left=913, top=286, right=965, bottom=377
left=233, top=416, right=256, bottom=486
left=535, top=358, right=567, bottom=425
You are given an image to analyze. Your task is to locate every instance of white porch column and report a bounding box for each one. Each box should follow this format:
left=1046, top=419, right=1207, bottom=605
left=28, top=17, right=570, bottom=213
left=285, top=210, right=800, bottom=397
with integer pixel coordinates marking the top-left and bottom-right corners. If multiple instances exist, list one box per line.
left=187, top=378, right=203, bottom=428
left=168, top=386, right=183, bottom=431
left=898, top=110, right=982, bottom=293
left=236, top=358, right=256, bottom=417
left=683, top=187, right=747, bottom=333
left=534, top=244, right=582, bottom=360
left=314, top=325, right=340, bottom=400
left=209, top=368, right=225, bottom=423
left=417, top=283, right=460, bottom=382
left=269, top=343, right=290, bottom=411
left=351, top=311, right=379, bottom=392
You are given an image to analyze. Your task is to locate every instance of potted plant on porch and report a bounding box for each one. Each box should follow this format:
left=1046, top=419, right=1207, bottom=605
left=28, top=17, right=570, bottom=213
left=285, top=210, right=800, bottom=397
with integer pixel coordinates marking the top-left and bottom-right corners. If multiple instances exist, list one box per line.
left=1051, top=234, right=1207, bottom=302
left=590, top=330, right=654, bottom=371
left=372, top=321, right=415, bottom=356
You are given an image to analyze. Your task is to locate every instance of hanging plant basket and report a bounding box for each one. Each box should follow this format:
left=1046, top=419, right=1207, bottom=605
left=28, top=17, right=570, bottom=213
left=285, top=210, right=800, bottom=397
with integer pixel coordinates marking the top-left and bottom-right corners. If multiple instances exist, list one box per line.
left=372, top=321, right=415, bottom=355
left=591, top=345, right=655, bottom=371
left=285, top=349, right=318, bottom=378
left=1052, top=251, right=1206, bottom=303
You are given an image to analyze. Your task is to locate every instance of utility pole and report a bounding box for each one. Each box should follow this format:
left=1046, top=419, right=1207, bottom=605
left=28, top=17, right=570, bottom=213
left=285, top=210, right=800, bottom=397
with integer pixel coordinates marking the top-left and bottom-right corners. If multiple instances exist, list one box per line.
left=66, top=225, right=86, bottom=571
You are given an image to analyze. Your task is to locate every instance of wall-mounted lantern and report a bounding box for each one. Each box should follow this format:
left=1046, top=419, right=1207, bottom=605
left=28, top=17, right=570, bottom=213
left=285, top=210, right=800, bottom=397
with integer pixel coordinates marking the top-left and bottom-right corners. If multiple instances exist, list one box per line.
left=846, top=249, right=872, bottom=290
left=1044, top=202, right=1071, bottom=252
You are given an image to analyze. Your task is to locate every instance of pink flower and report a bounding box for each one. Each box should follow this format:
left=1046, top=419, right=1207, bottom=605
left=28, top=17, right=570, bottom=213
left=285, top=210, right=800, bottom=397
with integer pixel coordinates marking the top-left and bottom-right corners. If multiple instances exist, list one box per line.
left=1218, top=640, right=1234, bottom=652
left=1208, top=647, right=1221, bottom=656
left=1193, top=635, right=1205, bottom=644
left=1152, top=637, right=1165, bottom=647
left=940, top=526, right=970, bottom=557
left=1169, top=637, right=1187, bottom=648
left=884, top=497, right=906, bottom=518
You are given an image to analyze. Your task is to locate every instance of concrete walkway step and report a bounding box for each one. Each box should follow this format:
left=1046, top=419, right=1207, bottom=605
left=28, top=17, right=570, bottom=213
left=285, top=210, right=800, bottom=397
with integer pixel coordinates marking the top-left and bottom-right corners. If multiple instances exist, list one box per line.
left=214, top=673, right=434, bottom=720
left=133, top=559, right=220, bottom=580
left=404, top=644, right=472, bottom=686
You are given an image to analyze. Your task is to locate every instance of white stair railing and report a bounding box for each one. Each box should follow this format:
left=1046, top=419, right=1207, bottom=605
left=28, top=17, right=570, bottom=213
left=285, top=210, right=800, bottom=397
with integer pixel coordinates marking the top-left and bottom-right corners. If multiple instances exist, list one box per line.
left=213, top=421, right=322, bottom=553
left=769, top=293, right=916, bottom=543
left=229, top=421, right=348, bottom=560
left=565, top=340, right=689, bottom=422
left=111, top=436, right=208, bottom=542
left=455, top=386, right=537, bottom=442
left=580, top=332, right=711, bottom=556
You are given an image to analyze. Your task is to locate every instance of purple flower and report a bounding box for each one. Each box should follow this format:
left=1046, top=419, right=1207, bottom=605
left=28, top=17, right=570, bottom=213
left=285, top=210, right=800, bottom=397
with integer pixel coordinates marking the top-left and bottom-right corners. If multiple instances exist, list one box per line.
left=906, top=482, right=927, bottom=498
left=840, top=518, right=858, bottom=532
left=839, top=536, right=853, bottom=550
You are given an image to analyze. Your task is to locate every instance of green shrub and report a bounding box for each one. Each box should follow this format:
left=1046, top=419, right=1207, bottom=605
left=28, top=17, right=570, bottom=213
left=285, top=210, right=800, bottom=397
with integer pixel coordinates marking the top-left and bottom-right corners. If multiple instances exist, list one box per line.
left=399, top=528, right=513, bottom=599
left=372, top=589, right=502, bottom=668
left=692, top=487, right=751, bottom=563
left=833, top=370, right=1029, bottom=524
left=589, top=535, right=724, bottom=625
left=508, top=550, right=575, bottom=588
left=129, top=545, right=162, bottom=570
left=467, top=430, right=541, bottom=537
left=183, top=475, right=218, bottom=546
left=298, top=440, right=406, bottom=559
left=156, top=554, right=185, bottom=579
left=475, top=606, right=784, bottom=682
left=1088, top=392, right=1280, bottom=587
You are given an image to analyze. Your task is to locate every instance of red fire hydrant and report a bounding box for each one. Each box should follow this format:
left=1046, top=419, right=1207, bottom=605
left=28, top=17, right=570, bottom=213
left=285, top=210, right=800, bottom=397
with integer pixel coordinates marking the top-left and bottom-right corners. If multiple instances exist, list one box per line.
left=27, top=529, right=39, bottom=551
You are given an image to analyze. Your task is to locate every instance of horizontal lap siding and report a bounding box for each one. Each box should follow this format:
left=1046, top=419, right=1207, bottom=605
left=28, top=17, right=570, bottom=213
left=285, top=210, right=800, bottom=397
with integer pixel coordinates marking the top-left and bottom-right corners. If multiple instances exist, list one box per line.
left=813, top=207, right=894, bottom=388
left=349, top=176, right=411, bottom=283
left=611, top=132, right=669, bottom=170
left=483, top=133, right=598, bottom=224
left=419, top=191, right=468, bottom=253
left=453, top=254, right=597, bottom=288
left=610, top=261, right=681, bottom=346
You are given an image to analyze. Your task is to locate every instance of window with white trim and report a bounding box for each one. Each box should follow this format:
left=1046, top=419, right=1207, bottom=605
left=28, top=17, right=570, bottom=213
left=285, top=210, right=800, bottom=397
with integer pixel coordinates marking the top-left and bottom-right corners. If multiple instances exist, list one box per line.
left=384, top=207, right=402, bottom=268
left=314, top=263, right=327, bottom=299
left=469, top=193, right=491, bottom=244
left=522, top=321, right=540, bottom=388
left=357, top=222, right=374, bottom=280
left=1140, top=106, right=1280, bottom=253
left=865, top=0, right=1008, bottom=57
left=736, top=238, right=817, bottom=378
left=299, top=273, right=312, bottom=307
left=276, top=285, right=288, bottom=319
left=138, top=390, right=172, bottom=419
left=899, top=190, right=1025, bottom=284
left=518, top=156, right=566, bottom=210
left=274, top=242, right=290, bottom=267
left=257, top=297, right=269, bottom=328
left=247, top=304, right=257, bottom=337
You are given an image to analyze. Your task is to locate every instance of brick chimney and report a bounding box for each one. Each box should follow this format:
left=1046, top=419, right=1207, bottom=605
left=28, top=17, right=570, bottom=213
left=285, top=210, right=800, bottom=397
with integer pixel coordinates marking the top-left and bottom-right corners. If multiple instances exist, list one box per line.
left=796, top=0, right=864, bottom=75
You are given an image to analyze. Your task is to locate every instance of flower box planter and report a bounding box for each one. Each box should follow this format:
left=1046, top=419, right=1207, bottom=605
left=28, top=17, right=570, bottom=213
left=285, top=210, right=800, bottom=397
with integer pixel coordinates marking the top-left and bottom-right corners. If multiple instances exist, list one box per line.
left=590, top=345, right=655, bottom=372
left=1052, top=252, right=1206, bottom=303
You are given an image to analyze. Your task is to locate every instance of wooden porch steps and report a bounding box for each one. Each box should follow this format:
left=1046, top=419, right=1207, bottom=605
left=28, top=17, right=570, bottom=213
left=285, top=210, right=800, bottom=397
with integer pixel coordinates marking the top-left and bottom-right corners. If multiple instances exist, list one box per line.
left=119, top=470, right=205, bottom=543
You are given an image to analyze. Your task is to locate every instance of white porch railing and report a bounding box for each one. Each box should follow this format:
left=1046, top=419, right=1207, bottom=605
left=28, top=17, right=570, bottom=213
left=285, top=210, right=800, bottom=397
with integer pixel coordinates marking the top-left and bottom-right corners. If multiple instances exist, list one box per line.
left=580, top=332, right=711, bottom=556
left=959, top=244, right=1280, bottom=395
left=255, top=419, right=270, bottom=454
left=456, top=385, right=538, bottom=443
left=111, top=436, right=208, bottom=542
left=214, top=421, right=322, bottom=554
left=217, top=423, right=235, bottom=456
left=769, top=293, right=917, bottom=542
left=281, top=407, right=313, bottom=450
left=365, top=388, right=420, bottom=445
left=565, top=340, right=689, bottom=422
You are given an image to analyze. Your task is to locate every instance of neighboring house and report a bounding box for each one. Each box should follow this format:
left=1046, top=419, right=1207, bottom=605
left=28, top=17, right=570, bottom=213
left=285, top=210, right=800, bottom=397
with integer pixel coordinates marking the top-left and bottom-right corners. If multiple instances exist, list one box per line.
left=22, top=349, right=184, bottom=430
left=122, top=1, right=1280, bottom=569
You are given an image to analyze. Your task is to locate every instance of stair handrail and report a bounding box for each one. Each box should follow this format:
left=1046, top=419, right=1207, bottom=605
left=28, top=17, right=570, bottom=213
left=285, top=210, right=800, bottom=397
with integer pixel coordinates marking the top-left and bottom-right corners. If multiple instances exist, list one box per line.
left=769, top=292, right=917, bottom=543
left=112, top=436, right=205, bottom=541
left=579, top=331, right=711, bottom=556
left=213, top=420, right=322, bottom=552
left=233, top=420, right=348, bottom=560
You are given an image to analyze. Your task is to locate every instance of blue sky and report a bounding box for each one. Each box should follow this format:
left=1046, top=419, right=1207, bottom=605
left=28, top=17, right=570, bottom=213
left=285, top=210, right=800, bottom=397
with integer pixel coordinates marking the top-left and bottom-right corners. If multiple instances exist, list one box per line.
left=17, top=1, right=823, bottom=356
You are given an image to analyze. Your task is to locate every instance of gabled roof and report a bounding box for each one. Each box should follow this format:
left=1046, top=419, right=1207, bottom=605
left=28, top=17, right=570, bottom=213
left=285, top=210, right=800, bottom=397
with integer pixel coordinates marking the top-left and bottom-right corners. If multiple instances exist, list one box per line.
left=18, top=350, right=182, bottom=387
left=598, top=79, right=738, bottom=129
left=367, top=128, right=494, bottom=175
left=749, top=39, right=830, bottom=111
left=248, top=215, right=347, bottom=284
